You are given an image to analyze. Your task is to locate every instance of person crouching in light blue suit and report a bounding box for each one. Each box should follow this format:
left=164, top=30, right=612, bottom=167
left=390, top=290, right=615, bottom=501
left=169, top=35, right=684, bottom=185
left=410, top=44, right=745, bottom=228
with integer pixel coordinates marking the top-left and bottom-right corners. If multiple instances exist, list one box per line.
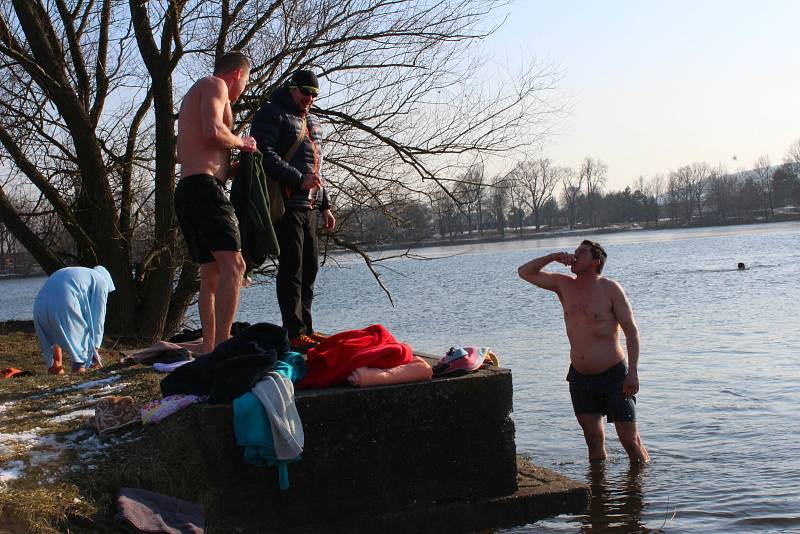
left=33, top=266, right=115, bottom=375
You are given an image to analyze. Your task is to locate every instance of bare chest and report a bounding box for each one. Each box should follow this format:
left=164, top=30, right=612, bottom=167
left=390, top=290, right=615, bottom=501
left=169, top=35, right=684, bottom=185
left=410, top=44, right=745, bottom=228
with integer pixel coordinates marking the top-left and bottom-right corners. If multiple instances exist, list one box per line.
left=560, top=286, right=614, bottom=322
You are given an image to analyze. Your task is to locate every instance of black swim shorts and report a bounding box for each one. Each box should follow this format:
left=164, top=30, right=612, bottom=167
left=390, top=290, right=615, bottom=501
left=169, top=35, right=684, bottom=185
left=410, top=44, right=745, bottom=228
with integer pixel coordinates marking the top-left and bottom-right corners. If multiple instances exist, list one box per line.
left=566, top=361, right=636, bottom=423
left=174, top=174, right=241, bottom=264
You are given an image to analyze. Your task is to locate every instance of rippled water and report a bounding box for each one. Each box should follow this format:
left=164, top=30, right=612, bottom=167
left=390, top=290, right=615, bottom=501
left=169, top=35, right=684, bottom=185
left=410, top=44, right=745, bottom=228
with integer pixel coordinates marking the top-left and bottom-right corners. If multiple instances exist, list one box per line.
left=3, top=222, right=799, bottom=532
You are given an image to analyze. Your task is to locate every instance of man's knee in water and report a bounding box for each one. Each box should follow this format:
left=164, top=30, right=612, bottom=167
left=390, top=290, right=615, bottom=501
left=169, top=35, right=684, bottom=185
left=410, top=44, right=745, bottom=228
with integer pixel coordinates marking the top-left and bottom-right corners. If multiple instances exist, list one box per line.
left=615, top=421, right=648, bottom=460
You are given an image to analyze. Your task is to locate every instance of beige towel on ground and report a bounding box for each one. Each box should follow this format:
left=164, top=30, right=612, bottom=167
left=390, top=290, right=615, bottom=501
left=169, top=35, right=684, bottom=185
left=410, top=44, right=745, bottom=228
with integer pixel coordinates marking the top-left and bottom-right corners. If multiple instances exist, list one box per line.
left=347, top=356, right=432, bottom=387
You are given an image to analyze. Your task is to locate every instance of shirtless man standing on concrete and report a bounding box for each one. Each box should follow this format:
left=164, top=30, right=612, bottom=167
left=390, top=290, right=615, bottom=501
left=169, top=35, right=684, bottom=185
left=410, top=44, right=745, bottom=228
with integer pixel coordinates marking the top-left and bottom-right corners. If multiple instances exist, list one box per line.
left=174, top=51, right=257, bottom=353
left=518, top=240, right=650, bottom=463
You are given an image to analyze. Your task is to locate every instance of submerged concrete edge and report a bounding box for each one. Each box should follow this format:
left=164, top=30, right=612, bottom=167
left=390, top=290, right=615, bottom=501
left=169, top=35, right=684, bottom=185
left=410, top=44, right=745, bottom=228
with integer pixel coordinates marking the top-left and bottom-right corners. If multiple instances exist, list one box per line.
left=280, top=458, right=589, bottom=534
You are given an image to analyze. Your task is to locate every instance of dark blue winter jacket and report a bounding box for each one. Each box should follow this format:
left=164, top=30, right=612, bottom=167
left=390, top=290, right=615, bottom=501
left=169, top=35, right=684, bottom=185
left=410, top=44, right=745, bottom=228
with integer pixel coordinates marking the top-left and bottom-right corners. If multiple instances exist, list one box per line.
left=250, top=85, right=331, bottom=211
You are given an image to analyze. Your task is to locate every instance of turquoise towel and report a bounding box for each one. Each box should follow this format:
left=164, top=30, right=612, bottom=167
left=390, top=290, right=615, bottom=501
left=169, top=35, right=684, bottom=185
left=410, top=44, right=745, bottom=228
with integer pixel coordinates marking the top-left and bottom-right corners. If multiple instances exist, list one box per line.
left=233, top=393, right=299, bottom=489
left=232, top=352, right=306, bottom=490
left=276, top=351, right=306, bottom=381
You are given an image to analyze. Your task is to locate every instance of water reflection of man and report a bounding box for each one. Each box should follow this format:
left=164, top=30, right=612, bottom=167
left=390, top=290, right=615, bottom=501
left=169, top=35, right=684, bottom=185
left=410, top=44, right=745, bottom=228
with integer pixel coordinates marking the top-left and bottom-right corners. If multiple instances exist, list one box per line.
left=581, top=463, right=646, bottom=532
left=518, top=240, right=650, bottom=463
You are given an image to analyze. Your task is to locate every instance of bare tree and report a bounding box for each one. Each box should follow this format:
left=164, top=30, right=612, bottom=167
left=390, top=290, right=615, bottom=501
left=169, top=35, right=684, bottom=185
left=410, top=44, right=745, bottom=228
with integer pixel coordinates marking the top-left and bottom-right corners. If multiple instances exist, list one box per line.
left=0, top=0, right=563, bottom=339
left=0, top=212, right=17, bottom=273
left=489, top=173, right=510, bottom=238
left=688, top=162, right=710, bottom=218
left=580, top=157, right=606, bottom=227
left=634, top=173, right=664, bottom=227
left=646, top=173, right=665, bottom=226
left=513, top=158, right=560, bottom=230
left=665, top=172, right=682, bottom=223
left=453, top=165, right=485, bottom=235
left=427, top=183, right=457, bottom=240
left=735, top=172, right=761, bottom=220
left=560, top=166, right=581, bottom=230
left=784, top=139, right=800, bottom=178
left=507, top=172, right=527, bottom=234
left=706, top=166, right=738, bottom=222
left=752, top=154, right=774, bottom=217
left=670, top=165, right=697, bottom=222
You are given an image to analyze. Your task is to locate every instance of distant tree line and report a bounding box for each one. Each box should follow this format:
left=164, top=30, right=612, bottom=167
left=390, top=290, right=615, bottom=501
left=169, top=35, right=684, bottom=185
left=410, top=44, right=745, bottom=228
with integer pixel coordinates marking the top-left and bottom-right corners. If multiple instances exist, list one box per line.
left=3, top=139, right=799, bottom=275
left=332, top=139, right=800, bottom=246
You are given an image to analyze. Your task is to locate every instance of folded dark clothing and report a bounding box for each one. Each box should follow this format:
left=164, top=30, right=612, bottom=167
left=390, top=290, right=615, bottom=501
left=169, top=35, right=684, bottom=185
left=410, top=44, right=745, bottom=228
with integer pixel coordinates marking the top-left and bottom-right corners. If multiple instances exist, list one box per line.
left=168, top=321, right=252, bottom=344
left=168, top=328, right=202, bottom=344
left=160, top=354, right=216, bottom=397
left=116, top=487, right=204, bottom=534
left=209, top=351, right=277, bottom=404
left=160, top=323, right=287, bottom=399
left=230, top=321, right=252, bottom=337
left=211, top=322, right=289, bottom=361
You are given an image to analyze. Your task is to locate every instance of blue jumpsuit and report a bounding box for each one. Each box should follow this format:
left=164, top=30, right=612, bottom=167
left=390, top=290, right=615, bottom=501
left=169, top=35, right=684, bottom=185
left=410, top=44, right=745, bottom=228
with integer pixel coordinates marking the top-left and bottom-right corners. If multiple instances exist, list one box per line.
left=33, top=266, right=115, bottom=370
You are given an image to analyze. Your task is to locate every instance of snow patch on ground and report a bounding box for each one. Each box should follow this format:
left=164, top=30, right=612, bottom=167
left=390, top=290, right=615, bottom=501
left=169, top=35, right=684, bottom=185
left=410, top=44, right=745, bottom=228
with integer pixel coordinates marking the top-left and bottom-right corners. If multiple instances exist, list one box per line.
left=0, top=420, right=141, bottom=491
left=50, top=409, right=96, bottom=424
left=0, top=429, right=46, bottom=455
left=0, top=372, right=144, bottom=491
left=29, top=375, right=122, bottom=399
left=0, top=460, right=25, bottom=483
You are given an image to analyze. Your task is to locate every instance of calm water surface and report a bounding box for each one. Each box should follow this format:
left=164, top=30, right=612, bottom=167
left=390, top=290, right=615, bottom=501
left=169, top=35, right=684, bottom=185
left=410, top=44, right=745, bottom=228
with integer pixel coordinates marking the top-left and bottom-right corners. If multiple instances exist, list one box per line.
left=2, top=222, right=799, bottom=533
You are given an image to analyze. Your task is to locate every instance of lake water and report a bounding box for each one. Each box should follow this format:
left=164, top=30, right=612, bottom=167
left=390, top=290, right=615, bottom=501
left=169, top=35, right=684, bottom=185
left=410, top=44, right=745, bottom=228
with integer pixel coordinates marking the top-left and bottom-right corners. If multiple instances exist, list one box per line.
left=2, top=221, right=799, bottom=533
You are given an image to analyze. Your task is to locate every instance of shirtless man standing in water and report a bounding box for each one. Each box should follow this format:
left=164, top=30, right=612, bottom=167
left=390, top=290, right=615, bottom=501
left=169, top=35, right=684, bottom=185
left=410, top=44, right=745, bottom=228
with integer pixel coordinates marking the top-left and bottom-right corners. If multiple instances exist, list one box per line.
left=518, top=240, right=650, bottom=463
left=174, top=51, right=257, bottom=353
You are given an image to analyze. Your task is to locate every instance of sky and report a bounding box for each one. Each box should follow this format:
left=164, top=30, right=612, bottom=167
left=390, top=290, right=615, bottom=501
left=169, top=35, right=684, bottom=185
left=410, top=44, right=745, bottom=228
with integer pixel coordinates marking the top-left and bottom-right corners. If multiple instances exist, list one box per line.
left=485, top=0, right=800, bottom=191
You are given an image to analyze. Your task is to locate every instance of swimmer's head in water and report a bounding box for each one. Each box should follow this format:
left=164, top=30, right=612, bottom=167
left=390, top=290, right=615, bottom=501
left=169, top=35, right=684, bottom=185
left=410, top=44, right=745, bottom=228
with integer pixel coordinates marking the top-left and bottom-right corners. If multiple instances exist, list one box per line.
left=737, top=262, right=746, bottom=270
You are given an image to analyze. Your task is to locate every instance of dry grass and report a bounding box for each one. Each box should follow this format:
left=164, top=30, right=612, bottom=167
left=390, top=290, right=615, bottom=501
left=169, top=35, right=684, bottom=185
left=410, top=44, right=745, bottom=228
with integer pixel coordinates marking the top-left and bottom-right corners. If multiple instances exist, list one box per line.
left=0, top=322, right=215, bottom=533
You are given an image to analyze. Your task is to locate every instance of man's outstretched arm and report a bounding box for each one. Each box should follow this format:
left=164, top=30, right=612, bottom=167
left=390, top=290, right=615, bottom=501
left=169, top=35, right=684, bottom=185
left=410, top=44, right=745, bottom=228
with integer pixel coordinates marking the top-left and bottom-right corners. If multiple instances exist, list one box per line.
left=518, top=252, right=573, bottom=292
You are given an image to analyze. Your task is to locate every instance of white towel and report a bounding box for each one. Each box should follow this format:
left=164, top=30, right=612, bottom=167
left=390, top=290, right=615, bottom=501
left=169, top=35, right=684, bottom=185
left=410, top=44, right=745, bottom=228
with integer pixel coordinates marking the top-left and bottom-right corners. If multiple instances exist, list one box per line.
left=252, top=373, right=304, bottom=460
left=153, top=360, right=191, bottom=373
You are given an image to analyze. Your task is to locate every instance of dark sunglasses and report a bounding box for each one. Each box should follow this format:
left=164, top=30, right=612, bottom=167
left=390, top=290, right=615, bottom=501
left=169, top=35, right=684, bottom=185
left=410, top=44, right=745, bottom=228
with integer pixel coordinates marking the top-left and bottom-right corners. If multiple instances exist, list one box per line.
left=297, top=86, right=318, bottom=97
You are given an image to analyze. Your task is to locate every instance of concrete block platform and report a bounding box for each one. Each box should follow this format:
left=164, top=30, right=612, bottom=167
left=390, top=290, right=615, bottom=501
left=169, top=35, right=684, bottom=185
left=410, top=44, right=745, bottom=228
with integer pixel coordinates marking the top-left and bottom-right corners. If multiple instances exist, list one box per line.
left=149, top=353, right=588, bottom=532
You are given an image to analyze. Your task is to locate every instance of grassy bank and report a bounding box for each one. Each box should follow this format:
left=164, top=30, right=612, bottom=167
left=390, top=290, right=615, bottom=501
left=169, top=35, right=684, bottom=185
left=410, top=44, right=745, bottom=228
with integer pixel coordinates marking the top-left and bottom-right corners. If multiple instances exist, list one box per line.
left=0, top=322, right=214, bottom=533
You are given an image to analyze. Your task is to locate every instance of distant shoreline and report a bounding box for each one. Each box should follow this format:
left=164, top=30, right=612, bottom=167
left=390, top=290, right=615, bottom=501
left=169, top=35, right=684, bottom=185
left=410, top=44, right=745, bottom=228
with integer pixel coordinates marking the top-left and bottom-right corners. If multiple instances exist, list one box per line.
left=351, top=216, right=800, bottom=254
left=0, top=319, right=35, bottom=333
left=0, top=272, right=45, bottom=281
left=2, top=216, right=798, bottom=278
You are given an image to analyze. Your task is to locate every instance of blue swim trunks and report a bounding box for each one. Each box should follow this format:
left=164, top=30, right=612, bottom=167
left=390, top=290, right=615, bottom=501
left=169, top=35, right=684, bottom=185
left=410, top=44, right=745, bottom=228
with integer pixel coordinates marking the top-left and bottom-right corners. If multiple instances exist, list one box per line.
left=566, top=361, right=636, bottom=423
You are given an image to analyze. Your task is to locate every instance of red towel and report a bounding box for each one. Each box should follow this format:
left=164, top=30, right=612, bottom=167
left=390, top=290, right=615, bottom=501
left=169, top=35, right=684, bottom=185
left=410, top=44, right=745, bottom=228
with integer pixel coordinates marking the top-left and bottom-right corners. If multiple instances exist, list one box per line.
left=298, top=324, right=413, bottom=388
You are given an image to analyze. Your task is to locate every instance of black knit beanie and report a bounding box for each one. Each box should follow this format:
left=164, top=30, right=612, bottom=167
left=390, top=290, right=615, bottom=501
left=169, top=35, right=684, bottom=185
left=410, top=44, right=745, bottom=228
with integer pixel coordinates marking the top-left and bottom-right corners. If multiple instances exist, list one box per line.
left=290, top=70, right=320, bottom=93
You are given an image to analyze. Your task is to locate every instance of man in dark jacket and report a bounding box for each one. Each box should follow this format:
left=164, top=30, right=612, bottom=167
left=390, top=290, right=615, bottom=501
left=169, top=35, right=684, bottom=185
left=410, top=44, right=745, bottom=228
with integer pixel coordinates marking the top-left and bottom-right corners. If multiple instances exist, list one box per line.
left=251, top=70, right=335, bottom=349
